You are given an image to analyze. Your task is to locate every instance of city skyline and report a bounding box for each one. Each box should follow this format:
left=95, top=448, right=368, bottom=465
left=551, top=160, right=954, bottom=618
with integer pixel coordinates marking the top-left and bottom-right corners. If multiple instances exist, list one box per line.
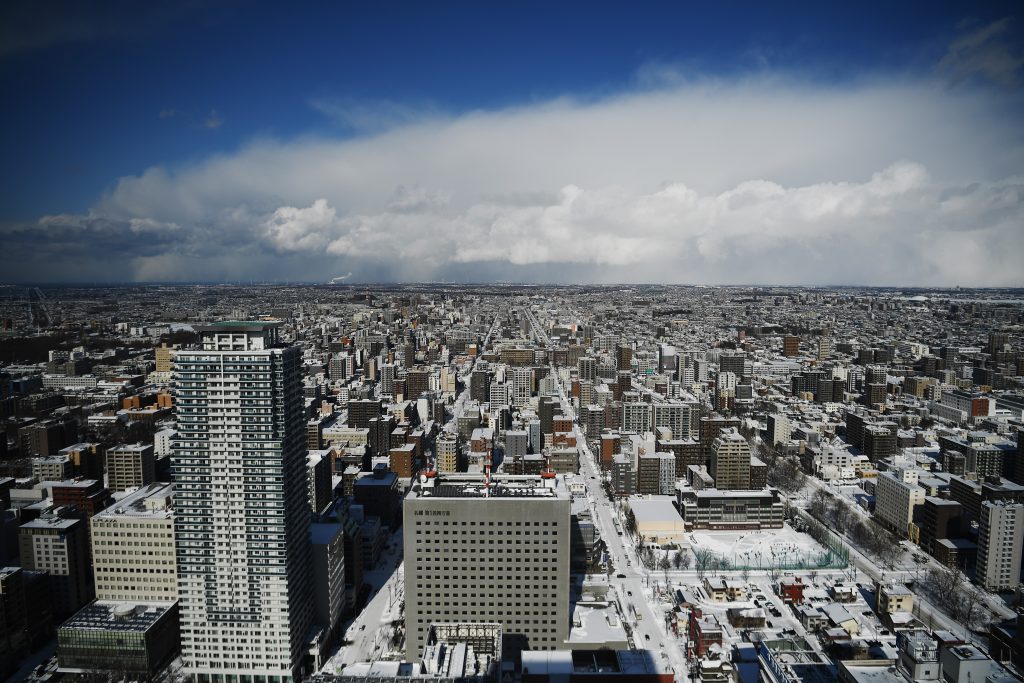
left=1, top=2, right=1023, bottom=286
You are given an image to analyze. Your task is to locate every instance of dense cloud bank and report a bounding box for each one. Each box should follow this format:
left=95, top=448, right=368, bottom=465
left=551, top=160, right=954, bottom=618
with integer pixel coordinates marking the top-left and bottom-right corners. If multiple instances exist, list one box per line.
left=5, top=78, right=1023, bottom=285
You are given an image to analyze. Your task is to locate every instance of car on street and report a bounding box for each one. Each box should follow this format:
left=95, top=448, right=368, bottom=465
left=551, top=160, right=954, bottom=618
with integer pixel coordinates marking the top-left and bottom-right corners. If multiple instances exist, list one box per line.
left=616, top=573, right=626, bottom=578
left=627, top=591, right=632, bottom=596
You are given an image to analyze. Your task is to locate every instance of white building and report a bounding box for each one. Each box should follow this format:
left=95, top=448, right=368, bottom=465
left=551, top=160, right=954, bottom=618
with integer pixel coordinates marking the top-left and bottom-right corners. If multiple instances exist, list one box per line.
left=403, top=473, right=570, bottom=661
left=154, top=428, right=177, bottom=457
left=512, top=368, right=532, bottom=407
left=977, top=500, right=1024, bottom=591
left=874, top=468, right=926, bottom=537
left=173, top=322, right=313, bottom=683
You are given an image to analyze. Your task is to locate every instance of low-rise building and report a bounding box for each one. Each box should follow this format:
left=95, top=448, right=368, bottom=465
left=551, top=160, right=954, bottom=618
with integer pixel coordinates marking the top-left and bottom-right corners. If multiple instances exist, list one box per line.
left=57, top=601, right=180, bottom=676
left=678, top=488, right=785, bottom=530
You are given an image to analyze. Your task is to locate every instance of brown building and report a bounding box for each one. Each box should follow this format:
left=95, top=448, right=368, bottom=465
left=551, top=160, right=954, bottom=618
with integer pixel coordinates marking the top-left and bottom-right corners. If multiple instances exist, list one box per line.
left=389, top=443, right=416, bottom=478
left=750, top=456, right=768, bottom=490
left=406, top=368, right=430, bottom=400
left=699, top=415, right=740, bottom=461
left=782, top=335, right=800, bottom=357
left=307, top=418, right=324, bottom=450
left=552, top=415, right=573, bottom=434
left=615, top=344, right=633, bottom=372
left=657, top=438, right=703, bottom=477
left=51, top=479, right=112, bottom=517
left=917, top=497, right=963, bottom=559
left=19, top=515, right=92, bottom=619
left=600, top=433, right=620, bottom=471
left=58, top=443, right=104, bottom=480
left=348, top=399, right=382, bottom=430
left=500, top=348, right=535, bottom=366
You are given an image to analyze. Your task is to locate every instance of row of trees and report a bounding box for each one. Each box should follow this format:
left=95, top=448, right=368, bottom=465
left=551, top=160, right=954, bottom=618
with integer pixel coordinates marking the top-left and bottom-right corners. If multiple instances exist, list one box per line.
left=759, top=445, right=807, bottom=494
left=807, top=483, right=902, bottom=569
left=919, top=566, right=990, bottom=632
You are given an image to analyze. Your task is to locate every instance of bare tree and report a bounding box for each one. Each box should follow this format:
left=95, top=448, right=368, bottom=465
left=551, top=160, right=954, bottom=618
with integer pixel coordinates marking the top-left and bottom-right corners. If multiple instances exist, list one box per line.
left=625, top=507, right=638, bottom=536
left=659, top=552, right=672, bottom=581
left=694, top=548, right=714, bottom=580
left=809, top=488, right=831, bottom=519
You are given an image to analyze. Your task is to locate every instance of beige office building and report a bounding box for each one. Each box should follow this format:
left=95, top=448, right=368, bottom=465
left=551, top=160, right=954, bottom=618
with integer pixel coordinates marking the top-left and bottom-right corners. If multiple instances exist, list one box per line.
left=710, top=429, right=751, bottom=490
left=404, top=473, right=570, bottom=661
left=90, top=483, right=177, bottom=603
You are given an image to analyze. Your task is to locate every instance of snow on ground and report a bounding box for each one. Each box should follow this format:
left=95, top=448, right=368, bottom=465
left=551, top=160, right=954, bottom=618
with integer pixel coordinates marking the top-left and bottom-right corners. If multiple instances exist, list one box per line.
left=688, top=525, right=830, bottom=567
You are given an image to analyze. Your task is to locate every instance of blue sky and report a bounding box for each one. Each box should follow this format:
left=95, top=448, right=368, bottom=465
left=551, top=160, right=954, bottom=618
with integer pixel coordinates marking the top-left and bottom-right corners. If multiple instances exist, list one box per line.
left=1, top=1, right=1022, bottom=284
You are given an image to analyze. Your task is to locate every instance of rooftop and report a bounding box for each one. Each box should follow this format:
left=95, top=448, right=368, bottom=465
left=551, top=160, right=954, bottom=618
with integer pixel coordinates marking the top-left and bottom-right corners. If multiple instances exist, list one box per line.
left=59, top=601, right=175, bottom=633
left=629, top=498, right=684, bottom=523
left=408, top=473, right=568, bottom=500
left=93, top=483, right=173, bottom=519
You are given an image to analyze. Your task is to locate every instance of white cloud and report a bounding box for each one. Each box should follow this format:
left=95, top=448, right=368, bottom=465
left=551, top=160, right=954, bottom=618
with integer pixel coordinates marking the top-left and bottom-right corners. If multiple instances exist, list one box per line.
left=8, top=75, right=1024, bottom=285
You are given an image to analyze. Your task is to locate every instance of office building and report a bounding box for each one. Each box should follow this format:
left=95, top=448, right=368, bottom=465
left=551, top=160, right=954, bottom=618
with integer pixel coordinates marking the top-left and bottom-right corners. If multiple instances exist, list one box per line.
left=347, top=399, right=382, bottom=430
left=51, top=479, right=112, bottom=517
left=403, top=473, right=570, bottom=660
left=19, top=514, right=92, bottom=618
left=611, top=455, right=635, bottom=497
left=916, top=497, right=962, bottom=561
left=172, top=322, right=312, bottom=682
left=874, top=469, right=926, bottom=537
left=91, top=483, right=177, bottom=603
left=505, top=430, right=528, bottom=459
left=58, top=442, right=105, bottom=480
